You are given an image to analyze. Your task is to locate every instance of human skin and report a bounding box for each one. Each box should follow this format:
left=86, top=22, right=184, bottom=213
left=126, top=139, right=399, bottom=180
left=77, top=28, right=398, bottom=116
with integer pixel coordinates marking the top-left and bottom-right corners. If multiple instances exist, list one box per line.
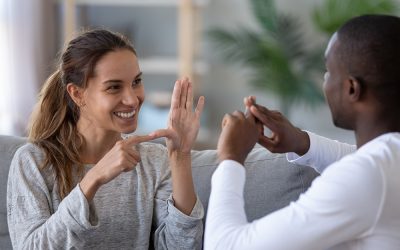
left=67, top=49, right=204, bottom=215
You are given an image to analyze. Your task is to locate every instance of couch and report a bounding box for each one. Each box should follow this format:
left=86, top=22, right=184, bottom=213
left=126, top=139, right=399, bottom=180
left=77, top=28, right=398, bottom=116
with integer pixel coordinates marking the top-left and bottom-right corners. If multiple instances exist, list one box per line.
left=0, top=135, right=318, bottom=249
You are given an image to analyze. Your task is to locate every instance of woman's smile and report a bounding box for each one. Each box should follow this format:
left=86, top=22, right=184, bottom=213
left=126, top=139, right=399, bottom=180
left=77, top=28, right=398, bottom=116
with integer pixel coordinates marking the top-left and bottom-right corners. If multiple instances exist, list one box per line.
left=114, top=109, right=136, bottom=119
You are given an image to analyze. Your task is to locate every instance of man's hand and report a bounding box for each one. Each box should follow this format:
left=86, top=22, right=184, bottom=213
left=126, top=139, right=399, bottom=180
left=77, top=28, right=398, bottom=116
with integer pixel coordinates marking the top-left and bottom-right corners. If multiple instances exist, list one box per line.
left=217, top=111, right=260, bottom=165
left=244, top=96, right=310, bottom=155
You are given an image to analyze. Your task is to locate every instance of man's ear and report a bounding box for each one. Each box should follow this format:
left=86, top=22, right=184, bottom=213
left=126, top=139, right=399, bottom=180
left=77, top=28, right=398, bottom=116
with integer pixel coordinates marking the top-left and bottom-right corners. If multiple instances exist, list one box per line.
left=346, top=76, right=362, bottom=102
left=66, top=83, right=85, bottom=107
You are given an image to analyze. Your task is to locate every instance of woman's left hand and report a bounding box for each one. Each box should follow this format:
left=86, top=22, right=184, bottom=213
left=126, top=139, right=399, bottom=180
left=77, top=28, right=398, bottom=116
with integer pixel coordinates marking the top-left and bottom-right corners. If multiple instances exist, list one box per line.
left=152, top=78, right=205, bottom=153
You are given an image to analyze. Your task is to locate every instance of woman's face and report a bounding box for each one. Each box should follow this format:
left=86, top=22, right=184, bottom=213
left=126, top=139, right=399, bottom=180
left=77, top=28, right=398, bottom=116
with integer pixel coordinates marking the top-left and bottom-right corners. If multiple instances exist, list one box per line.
left=80, top=49, right=144, bottom=135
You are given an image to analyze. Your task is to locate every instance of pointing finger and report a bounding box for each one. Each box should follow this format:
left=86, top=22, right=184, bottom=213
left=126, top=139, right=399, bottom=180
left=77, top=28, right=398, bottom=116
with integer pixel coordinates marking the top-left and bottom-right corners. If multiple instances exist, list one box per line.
left=125, top=134, right=160, bottom=145
left=148, top=128, right=175, bottom=139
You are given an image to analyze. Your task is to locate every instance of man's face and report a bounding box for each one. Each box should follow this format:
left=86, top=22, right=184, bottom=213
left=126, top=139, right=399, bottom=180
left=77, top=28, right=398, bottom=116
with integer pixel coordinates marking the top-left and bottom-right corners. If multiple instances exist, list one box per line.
left=323, top=34, right=353, bottom=130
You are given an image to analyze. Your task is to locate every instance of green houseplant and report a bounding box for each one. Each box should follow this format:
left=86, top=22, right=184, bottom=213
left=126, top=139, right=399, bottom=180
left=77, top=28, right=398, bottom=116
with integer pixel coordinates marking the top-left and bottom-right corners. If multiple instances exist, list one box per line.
left=208, top=0, right=324, bottom=116
left=312, top=0, right=398, bottom=35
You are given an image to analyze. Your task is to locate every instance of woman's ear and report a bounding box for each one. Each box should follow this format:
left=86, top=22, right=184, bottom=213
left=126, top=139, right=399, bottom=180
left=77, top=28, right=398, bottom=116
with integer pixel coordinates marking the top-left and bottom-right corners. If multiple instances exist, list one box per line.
left=66, top=83, right=85, bottom=107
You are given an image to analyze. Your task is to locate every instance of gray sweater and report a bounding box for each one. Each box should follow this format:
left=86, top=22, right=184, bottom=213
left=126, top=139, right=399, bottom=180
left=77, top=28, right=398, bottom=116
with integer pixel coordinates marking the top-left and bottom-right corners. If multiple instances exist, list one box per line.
left=7, top=142, right=204, bottom=249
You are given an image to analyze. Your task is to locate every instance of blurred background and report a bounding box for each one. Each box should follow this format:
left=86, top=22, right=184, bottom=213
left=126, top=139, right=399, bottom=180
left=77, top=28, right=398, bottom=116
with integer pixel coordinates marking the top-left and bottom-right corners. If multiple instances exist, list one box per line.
left=0, top=0, right=399, bottom=149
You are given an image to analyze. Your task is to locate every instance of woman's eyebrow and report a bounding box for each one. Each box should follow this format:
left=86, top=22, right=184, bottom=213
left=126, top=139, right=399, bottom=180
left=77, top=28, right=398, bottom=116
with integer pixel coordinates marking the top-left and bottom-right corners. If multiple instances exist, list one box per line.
left=103, top=72, right=143, bottom=84
left=103, top=79, right=123, bottom=84
left=135, top=72, right=143, bottom=79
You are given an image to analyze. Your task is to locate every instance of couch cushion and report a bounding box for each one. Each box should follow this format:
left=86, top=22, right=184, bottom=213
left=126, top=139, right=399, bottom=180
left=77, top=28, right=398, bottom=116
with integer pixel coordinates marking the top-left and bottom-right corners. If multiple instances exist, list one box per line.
left=0, top=135, right=26, bottom=249
left=191, top=145, right=319, bottom=222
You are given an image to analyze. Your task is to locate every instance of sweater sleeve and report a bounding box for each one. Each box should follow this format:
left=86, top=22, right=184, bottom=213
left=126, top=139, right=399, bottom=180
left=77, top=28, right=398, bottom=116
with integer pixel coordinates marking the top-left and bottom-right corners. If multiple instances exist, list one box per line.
left=7, top=145, right=98, bottom=249
left=151, top=145, right=204, bottom=250
left=287, top=131, right=357, bottom=173
left=205, top=158, right=384, bottom=250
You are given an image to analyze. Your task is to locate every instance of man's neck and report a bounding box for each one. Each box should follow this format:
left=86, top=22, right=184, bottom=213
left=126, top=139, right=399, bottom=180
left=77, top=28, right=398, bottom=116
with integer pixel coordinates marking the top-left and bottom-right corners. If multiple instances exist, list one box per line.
left=354, top=118, right=400, bottom=148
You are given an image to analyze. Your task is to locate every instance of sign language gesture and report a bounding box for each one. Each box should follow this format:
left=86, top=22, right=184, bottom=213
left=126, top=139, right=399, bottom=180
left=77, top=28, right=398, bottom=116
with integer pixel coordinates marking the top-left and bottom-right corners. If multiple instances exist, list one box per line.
left=244, top=96, right=310, bottom=155
left=150, top=78, right=204, bottom=215
left=153, top=78, right=205, bottom=154
left=217, top=110, right=260, bottom=165
left=80, top=134, right=162, bottom=201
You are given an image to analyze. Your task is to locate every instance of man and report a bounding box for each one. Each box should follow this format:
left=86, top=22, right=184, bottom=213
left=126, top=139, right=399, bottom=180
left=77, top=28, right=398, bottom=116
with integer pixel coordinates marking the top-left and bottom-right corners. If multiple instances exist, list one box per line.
left=205, top=15, right=400, bottom=249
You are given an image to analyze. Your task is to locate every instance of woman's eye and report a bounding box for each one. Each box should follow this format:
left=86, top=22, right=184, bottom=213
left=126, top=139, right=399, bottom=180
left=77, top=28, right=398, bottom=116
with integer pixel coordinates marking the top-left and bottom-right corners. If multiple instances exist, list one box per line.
left=107, top=85, right=120, bottom=91
left=133, top=78, right=142, bottom=85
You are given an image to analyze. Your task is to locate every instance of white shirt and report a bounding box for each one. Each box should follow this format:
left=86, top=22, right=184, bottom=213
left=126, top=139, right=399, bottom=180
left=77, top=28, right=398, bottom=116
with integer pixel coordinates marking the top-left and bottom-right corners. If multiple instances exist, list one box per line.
left=205, top=132, right=400, bottom=250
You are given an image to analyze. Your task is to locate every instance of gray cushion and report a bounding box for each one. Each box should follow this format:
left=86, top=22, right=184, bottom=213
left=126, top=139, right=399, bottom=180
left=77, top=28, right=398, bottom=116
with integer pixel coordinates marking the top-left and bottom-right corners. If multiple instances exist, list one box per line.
left=0, top=136, right=318, bottom=248
left=0, top=135, right=26, bottom=249
left=192, top=146, right=318, bottom=222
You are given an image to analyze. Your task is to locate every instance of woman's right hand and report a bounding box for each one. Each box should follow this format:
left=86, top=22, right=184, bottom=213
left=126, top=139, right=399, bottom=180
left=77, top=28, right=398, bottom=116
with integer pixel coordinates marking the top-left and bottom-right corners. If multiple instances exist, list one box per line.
left=79, top=134, right=158, bottom=201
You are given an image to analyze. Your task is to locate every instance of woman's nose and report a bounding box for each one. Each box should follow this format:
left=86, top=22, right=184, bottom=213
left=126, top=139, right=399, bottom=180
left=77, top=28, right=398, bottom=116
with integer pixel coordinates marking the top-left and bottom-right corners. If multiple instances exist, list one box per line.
left=122, top=87, right=139, bottom=106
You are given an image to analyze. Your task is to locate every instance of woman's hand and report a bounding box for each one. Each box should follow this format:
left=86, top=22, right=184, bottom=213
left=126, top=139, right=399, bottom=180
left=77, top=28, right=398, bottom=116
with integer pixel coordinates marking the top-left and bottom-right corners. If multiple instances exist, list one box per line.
left=152, top=78, right=205, bottom=154
left=79, top=134, right=159, bottom=201
left=150, top=78, right=204, bottom=215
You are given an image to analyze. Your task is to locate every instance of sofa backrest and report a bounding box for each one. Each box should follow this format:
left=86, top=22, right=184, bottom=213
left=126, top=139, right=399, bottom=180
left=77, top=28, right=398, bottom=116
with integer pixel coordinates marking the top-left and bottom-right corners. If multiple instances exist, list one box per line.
left=0, top=135, right=26, bottom=249
left=191, top=146, right=318, bottom=222
left=0, top=135, right=318, bottom=248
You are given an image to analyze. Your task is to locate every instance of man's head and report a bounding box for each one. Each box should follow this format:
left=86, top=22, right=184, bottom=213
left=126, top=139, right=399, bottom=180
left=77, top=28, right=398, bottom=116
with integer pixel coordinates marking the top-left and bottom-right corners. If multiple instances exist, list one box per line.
left=323, top=14, right=400, bottom=130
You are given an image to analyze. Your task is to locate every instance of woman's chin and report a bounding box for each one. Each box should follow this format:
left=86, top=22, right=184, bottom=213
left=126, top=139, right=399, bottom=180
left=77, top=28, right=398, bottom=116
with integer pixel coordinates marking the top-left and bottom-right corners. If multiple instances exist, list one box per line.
left=121, top=127, right=137, bottom=134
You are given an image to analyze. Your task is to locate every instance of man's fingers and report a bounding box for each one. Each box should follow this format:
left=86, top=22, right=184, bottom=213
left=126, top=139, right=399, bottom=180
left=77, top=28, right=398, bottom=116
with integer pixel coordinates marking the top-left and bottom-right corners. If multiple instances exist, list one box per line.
left=250, top=105, right=278, bottom=131
left=221, top=114, right=232, bottom=128
left=244, top=96, right=256, bottom=107
left=258, top=135, right=276, bottom=151
left=244, top=97, right=251, bottom=117
left=246, top=112, right=257, bottom=123
left=232, top=110, right=245, bottom=119
left=253, top=103, right=272, bottom=114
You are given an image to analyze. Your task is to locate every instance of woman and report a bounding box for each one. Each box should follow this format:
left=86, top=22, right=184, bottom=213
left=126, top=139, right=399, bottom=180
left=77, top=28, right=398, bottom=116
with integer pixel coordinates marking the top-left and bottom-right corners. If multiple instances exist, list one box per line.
left=7, top=29, right=205, bottom=249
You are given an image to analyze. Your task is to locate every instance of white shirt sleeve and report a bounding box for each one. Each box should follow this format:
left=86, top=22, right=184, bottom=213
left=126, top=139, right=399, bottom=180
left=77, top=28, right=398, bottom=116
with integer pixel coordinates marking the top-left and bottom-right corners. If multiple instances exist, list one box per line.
left=205, top=157, right=384, bottom=250
left=287, top=131, right=357, bottom=173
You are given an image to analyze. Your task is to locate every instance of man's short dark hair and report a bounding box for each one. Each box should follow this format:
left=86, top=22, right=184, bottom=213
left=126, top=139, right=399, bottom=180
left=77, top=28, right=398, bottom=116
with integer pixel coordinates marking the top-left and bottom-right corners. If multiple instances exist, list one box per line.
left=336, top=14, right=400, bottom=116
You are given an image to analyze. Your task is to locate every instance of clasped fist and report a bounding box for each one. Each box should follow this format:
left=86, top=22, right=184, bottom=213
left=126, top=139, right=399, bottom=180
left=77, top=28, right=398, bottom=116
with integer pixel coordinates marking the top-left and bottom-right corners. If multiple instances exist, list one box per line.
left=217, top=111, right=260, bottom=165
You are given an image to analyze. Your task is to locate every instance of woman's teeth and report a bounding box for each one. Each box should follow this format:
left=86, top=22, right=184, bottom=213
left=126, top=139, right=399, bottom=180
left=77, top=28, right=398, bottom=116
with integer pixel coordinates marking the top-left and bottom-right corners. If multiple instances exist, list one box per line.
left=115, top=110, right=136, bottom=118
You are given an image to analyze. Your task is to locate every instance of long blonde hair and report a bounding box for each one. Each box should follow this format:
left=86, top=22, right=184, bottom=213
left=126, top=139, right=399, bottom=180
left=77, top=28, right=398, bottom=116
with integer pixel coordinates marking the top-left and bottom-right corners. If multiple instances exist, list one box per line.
left=29, top=29, right=136, bottom=199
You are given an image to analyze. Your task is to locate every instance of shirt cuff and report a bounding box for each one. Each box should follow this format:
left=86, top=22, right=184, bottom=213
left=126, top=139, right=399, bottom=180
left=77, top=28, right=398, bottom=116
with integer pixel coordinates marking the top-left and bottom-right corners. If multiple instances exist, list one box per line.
left=286, top=131, right=318, bottom=166
left=166, top=195, right=204, bottom=226
left=58, top=184, right=99, bottom=232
